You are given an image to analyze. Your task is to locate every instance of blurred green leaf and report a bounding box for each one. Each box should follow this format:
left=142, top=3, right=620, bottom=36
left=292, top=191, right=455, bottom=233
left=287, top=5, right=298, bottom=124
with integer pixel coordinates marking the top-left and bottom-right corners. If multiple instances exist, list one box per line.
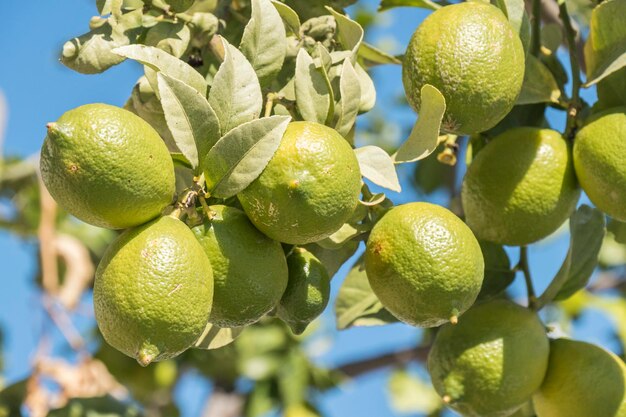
left=204, top=116, right=291, bottom=198
left=387, top=370, right=441, bottom=414
left=394, top=84, right=446, bottom=163
left=47, top=397, right=142, bottom=417
left=378, top=0, right=442, bottom=12
left=538, top=205, right=606, bottom=306
left=194, top=323, right=245, bottom=350
left=335, top=59, right=361, bottom=136
left=608, top=219, right=626, bottom=244
left=517, top=55, right=562, bottom=105
left=355, top=145, right=401, bottom=192
left=157, top=73, right=220, bottom=170
left=295, top=49, right=333, bottom=124
left=335, top=257, right=397, bottom=329
left=0, top=379, right=27, bottom=417
left=240, top=0, right=288, bottom=86
left=208, top=36, right=263, bottom=134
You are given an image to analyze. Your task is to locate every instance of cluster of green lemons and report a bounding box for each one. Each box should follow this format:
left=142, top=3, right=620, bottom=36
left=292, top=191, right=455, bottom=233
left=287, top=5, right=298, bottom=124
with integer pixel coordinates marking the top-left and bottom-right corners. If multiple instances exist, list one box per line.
left=38, top=0, right=626, bottom=415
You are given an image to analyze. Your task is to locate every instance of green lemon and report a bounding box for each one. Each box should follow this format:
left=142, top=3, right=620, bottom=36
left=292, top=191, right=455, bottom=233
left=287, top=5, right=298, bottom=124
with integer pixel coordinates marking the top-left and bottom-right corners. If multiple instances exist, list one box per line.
left=40, top=103, right=175, bottom=229
left=192, top=205, right=288, bottom=327
left=584, top=0, right=626, bottom=110
left=94, top=216, right=213, bottom=366
left=533, top=338, right=626, bottom=417
left=364, top=202, right=484, bottom=327
left=402, top=2, right=525, bottom=135
left=462, top=127, right=580, bottom=246
left=573, top=108, right=626, bottom=221
left=277, top=247, right=330, bottom=334
left=238, top=121, right=361, bottom=245
left=428, top=300, right=549, bottom=417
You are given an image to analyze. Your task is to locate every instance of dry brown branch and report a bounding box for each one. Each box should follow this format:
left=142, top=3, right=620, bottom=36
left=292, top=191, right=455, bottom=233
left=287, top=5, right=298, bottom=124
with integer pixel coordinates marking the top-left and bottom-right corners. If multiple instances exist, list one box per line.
left=55, top=233, right=95, bottom=310
left=337, top=345, right=431, bottom=378
left=37, top=178, right=59, bottom=294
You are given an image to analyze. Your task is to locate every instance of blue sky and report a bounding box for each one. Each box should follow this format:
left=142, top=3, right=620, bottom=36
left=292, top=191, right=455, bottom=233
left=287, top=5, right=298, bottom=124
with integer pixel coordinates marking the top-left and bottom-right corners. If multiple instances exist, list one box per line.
left=0, top=1, right=616, bottom=416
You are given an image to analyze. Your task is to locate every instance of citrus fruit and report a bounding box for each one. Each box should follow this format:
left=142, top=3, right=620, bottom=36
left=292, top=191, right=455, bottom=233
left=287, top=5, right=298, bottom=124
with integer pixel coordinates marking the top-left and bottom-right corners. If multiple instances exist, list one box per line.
left=573, top=108, right=626, bottom=221
left=277, top=247, right=330, bottom=334
left=40, top=103, right=175, bottom=229
left=364, top=202, right=484, bottom=327
left=94, top=215, right=213, bottom=366
left=402, top=2, right=525, bottom=135
left=462, top=127, right=580, bottom=245
left=238, top=121, right=361, bottom=245
left=533, top=338, right=626, bottom=417
left=428, top=300, right=549, bottom=417
left=584, top=0, right=626, bottom=110
left=192, top=205, right=288, bottom=327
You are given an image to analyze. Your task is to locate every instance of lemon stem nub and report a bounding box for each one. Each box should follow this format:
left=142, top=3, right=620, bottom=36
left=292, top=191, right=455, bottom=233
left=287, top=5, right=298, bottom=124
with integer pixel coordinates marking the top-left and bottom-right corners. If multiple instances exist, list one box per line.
left=137, top=345, right=158, bottom=367
left=450, top=309, right=460, bottom=324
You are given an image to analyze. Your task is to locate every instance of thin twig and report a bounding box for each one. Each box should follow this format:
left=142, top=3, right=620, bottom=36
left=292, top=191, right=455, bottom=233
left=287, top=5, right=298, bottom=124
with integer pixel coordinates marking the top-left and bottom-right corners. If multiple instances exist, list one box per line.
left=517, top=246, right=537, bottom=309
left=42, top=296, right=89, bottom=357
left=559, top=0, right=583, bottom=139
left=337, top=345, right=430, bottom=378
left=37, top=177, right=59, bottom=294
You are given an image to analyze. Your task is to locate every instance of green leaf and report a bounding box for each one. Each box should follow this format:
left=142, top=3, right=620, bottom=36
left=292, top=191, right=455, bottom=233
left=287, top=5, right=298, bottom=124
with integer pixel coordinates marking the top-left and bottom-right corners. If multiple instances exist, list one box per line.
left=317, top=223, right=369, bottom=249
left=113, top=44, right=207, bottom=96
left=378, top=0, right=442, bottom=12
left=517, top=55, right=561, bottom=105
left=208, top=36, right=263, bottom=134
left=170, top=152, right=193, bottom=169
left=335, top=257, right=397, bottom=329
left=47, top=396, right=142, bottom=417
left=240, top=0, right=288, bottom=86
left=314, top=43, right=333, bottom=73
left=608, top=219, right=626, bottom=244
left=144, top=21, right=191, bottom=58
left=194, top=323, right=244, bottom=349
left=537, top=205, right=606, bottom=306
left=393, top=84, right=446, bottom=163
left=495, top=0, right=531, bottom=54
left=355, top=146, right=401, bottom=192
left=157, top=73, right=220, bottom=170
left=335, top=59, right=361, bottom=137
left=203, top=116, right=291, bottom=198
left=304, top=240, right=359, bottom=278
left=325, top=7, right=364, bottom=62
left=271, top=0, right=301, bottom=36
left=355, top=64, right=376, bottom=113
left=358, top=42, right=402, bottom=67
left=295, top=49, right=333, bottom=125
left=388, top=370, right=441, bottom=414
left=585, top=48, right=626, bottom=87
left=477, top=241, right=516, bottom=301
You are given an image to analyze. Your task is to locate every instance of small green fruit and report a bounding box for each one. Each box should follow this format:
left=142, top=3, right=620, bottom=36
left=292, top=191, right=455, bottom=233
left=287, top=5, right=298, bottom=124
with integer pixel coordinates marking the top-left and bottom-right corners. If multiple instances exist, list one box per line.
left=429, top=300, right=549, bottom=417
left=277, top=248, right=330, bottom=334
left=192, top=205, right=288, bottom=327
left=94, top=216, right=213, bottom=366
left=365, top=202, right=484, bottom=327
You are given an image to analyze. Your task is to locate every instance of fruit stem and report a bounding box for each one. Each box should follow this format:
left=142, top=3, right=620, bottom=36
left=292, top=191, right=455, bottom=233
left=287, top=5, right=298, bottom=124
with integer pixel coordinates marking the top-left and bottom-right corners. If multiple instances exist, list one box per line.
left=559, top=0, right=582, bottom=140
left=530, top=0, right=542, bottom=57
left=264, top=93, right=278, bottom=118
left=517, top=246, right=538, bottom=309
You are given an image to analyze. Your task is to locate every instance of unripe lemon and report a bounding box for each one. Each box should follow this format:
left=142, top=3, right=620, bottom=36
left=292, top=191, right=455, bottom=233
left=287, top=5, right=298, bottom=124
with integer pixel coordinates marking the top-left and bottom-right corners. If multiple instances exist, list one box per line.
left=429, top=300, right=549, bottom=417
left=533, top=338, right=626, bottom=417
left=402, top=2, right=525, bottom=135
left=40, top=103, right=175, bottom=229
left=364, top=202, right=484, bottom=327
left=277, top=247, right=330, bottom=334
left=573, top=108, right=626, bottom=221
left=462, top=127, right=580, bottom=246
left=192, top=205, right=288, bottom=327
left=94, top=216, right=213, bottom=366
left=238, top=121, right=361, bottom=245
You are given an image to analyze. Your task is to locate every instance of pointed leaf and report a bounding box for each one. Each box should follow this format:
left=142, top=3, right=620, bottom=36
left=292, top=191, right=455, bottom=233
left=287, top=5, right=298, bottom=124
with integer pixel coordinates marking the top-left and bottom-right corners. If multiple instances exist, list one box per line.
left=355, top=146, right=401, bottom=192
left=325, top=7, right=363, bottom=63
left=335, top=257, right=397, bottom=329
left=157, top=73, right=220, bottom=170
left=379, top=0, right=442, bottom=12
left=393, top=84, right=446, bottom=163
left=194, top=323, right=244, bottom=349
left=537, top=205, right=606, bottom=307
left=477, top=241, right=515, bottom=301
left=495, top=0, right=531, bottom=53
left=358, top=42, right=402, bottom=66
left=208, top=36, right=263, bottom=134
left=295, top=49, right=332, bottom=124
left=113, top=45, right=207, bottom=96
left=304, top=241, right=359, bottom=279
left=203, top=116, right=291, bottom=198
left=270, top=0, right=301, bottom=36
left=585, top=49, right=626, bottom=87
left=517, top=55, right=561, bottom=105
left=355, top=63, right=376, bottom=112
left=335, top=59, right=361, bottom=137
left=240, top=0, right=287, bottom=86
